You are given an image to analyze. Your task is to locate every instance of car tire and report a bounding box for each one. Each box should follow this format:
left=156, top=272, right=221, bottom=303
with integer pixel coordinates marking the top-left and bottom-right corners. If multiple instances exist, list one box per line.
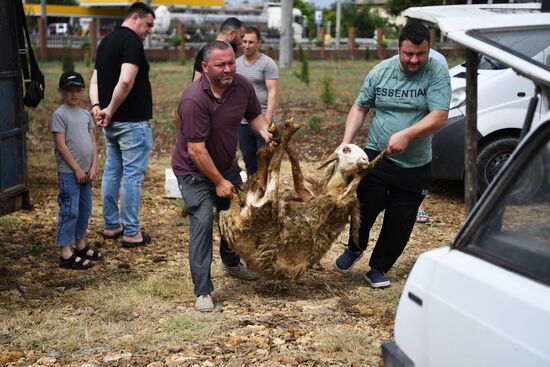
left=478, top=137, right=519, bottom=193
left=478, top=136, right=544, bottom=202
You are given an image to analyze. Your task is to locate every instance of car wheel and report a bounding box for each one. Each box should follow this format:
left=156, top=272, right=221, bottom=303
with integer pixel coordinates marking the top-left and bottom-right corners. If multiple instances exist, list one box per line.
left=478, top=136, right=544, bottom=202
left=478, top=137, right=519, bottom=193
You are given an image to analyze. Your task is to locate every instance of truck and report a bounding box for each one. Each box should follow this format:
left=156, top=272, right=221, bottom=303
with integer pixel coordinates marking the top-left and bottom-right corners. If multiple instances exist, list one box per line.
left=154, top=3, right=305, bottom=43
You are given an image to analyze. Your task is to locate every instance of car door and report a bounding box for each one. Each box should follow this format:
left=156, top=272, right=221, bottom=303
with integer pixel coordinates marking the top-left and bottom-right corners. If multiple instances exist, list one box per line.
left=393, top=119, right=550, bottom=367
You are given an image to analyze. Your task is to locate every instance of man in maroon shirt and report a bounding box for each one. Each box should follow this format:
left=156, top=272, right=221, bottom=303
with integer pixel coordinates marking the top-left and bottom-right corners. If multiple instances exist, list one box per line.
left=172, top=40, right=273, bottom=312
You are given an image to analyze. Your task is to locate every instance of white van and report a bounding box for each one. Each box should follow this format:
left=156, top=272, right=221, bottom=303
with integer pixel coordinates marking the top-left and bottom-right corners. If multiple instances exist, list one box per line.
left=404, top=4, right=546, bottom=197
left=434, top=58, right=539, bottom=191
left=383, top=6, right=550, bottom=367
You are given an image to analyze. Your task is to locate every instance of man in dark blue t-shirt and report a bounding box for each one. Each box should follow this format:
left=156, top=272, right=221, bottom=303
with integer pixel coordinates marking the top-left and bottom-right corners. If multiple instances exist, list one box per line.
left=192, top=17, right=245, bottom=82
left=89, top=2, right=155, bottom=248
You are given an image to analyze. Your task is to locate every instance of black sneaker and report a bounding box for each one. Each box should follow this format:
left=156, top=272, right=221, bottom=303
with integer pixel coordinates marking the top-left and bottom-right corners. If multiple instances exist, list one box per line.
left=364, top=269, right=391, bottom=288
left=334, top=248, right=364, bottom=274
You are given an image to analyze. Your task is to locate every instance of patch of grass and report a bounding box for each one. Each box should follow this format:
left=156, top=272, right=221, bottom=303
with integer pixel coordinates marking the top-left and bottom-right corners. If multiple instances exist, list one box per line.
left=161, top=316, right=197, bottom=333
left=30, top=240, right=46, bottom=253
left=375, top=284, right=404, bottom=305
left=0, top=216, right=18, bottom=230
left=3, top=274, right=216, bottom=353
left=307, top=115, right=323, bottom=132
left=318, top=327, right=379, bottom=365
left=132, top=275, right=190, bottom=300
left=156, top=314, right=219, bottom=344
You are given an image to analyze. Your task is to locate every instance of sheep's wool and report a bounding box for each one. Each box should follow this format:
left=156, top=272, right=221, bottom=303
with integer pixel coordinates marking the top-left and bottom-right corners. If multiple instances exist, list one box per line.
left=220, top=119, right=368, bottom=281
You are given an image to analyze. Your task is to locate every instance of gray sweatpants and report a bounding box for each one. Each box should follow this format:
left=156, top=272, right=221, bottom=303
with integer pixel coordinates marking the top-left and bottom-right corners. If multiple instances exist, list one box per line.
left=176, top=170, right=241, bottom=296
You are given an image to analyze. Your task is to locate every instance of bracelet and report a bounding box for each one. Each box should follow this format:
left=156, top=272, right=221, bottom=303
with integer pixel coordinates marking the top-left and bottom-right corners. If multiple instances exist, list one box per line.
left=91, top=103, right=100, bottom=108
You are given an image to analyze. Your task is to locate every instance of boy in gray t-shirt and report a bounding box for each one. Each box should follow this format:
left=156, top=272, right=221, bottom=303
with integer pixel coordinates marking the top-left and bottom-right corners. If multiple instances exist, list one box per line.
left=51, top=71, right=101, bottom=270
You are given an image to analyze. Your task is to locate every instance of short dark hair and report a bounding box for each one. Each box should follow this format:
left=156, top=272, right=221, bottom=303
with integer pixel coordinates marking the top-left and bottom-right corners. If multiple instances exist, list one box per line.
left=220, top=17, right=244, bottom=34
left=202, top=40, right=233, bottom=63
left=125, top=2, right=155, bottom=20
left=245, top=26, right=262, bottom=42
left=399, top=22, right=430, bottom=47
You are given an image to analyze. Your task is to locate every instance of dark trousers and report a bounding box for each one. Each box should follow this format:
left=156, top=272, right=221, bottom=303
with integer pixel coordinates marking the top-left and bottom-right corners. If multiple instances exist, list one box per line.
left=239, top=123, right=266, bottom=176
left=176, top=166, right=242, bottom=296
left=348, top=150, right=430, bottom=273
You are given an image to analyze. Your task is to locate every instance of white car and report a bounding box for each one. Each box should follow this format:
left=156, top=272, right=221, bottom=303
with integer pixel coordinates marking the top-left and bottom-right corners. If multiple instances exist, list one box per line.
left=384, top=6, right=550, bottom=367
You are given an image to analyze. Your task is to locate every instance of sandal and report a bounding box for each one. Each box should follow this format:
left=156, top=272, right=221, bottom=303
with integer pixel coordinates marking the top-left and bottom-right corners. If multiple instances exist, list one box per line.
left=98, top=227, right=124, bottom=239
left=74, top=244, right=103, bottom=261
left=59, top=253, right=93, bottom=270
left=416, top=210, right=429, bottom=223
left=121, top=232, right=151, bottom=248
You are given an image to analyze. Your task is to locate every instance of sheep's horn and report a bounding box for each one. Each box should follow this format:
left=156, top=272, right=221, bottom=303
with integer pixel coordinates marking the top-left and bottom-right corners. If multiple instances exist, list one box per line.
left=317, top=152, right=338, bottom=170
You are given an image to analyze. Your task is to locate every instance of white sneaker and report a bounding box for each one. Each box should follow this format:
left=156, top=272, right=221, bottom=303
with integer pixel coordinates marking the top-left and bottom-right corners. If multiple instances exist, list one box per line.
left=195, top=294, right=214, bottom=312
left=220, top=262, right=258, bottom=281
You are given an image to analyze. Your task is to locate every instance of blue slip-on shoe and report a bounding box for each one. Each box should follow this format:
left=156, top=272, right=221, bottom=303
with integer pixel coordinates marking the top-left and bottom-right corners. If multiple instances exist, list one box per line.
left=364, top=269, right=391, bottom=288
left=334, top=248, right=364, bottom=274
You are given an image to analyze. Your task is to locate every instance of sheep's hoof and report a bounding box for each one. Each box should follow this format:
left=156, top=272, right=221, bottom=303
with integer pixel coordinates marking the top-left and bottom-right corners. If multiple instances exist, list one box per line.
left=281, top=118, right=301, bottom=142
left=268, top=121, right=278, bottom=135
left=284, top=117, right=301, bottom=134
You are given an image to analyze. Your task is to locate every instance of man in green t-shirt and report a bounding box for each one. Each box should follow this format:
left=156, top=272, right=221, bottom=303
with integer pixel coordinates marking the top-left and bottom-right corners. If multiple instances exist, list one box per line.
left=333, top=22, right=451, bottom=288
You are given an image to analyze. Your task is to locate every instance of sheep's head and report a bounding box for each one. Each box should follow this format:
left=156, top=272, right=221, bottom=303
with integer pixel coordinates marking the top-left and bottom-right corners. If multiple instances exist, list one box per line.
left=318, top=144, right=369, bottom=177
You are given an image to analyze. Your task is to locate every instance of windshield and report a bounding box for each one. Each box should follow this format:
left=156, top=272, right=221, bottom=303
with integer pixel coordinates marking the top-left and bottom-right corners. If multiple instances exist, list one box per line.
left=469, top=25, right=550, bottom=70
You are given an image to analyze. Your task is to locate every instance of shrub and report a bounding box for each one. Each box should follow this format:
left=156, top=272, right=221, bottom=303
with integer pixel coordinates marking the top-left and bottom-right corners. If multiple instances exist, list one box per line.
left=320, top=76, right=335, bottom=107
left=81, top=39, right=90, bottom=68
left=62, top=39, right=74, bottom=73
left=294, top=45, right=309, bottom=87
left=307, top=115, right=322, bottom=132
left=169, top=35, right=181, bottom=49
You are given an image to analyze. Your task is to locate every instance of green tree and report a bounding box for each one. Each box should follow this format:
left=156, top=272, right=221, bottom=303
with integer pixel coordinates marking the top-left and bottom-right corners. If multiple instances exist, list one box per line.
left=323, top=1, right=387, bottom=39
left=293, top=0, right=317, bottom=40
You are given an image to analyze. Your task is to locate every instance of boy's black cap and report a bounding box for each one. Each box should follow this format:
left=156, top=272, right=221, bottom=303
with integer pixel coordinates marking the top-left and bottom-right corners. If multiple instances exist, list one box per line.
left=59, top=71, right=85, bottom=89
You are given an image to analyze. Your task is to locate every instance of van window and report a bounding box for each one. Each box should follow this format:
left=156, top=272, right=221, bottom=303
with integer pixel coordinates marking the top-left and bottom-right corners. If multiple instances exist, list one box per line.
left=471, top=26, right=550, bottom=71
left=465, top=125, right=550, bottom=285
left=478, top=55, right=508, bottom=70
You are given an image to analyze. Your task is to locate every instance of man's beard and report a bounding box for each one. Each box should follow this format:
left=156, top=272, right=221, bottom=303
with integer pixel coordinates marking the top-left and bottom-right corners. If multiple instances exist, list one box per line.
left=230, top=40, right=239, bottom=53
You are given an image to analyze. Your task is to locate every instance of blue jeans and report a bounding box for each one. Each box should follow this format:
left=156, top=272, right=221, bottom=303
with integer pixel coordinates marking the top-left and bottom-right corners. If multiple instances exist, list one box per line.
left=176, top=165, right=242, bottom=296
left=102, top=121, right=153, bottom=236
left=56, top=172, right=92, bottom=246
left=239, top=123, right=265, bottom=176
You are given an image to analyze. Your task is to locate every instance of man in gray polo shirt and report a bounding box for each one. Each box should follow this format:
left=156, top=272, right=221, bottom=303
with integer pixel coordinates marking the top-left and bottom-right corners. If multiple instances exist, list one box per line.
left=172, top=40, right=273, bottom=312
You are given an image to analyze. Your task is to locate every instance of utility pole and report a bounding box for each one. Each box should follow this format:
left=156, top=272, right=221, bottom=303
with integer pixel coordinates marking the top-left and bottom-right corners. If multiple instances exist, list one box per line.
left=279, top=0, right=293, bottom=68
left=335, top=0, right=341, bottom=51
left=39, top=0, right=47, bottom=59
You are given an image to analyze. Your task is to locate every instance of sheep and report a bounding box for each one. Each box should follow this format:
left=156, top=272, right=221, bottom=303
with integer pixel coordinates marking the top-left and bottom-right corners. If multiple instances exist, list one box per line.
left=219, top=118, right=385, bottom=281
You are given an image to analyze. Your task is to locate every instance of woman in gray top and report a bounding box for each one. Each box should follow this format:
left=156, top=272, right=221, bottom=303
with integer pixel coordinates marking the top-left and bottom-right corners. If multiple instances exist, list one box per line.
left=236, top=26, right=279, bottom=176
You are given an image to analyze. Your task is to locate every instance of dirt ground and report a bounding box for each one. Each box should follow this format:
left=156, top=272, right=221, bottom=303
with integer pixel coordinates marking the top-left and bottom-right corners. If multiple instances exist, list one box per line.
left=0, top=124, right=465, bottom=367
